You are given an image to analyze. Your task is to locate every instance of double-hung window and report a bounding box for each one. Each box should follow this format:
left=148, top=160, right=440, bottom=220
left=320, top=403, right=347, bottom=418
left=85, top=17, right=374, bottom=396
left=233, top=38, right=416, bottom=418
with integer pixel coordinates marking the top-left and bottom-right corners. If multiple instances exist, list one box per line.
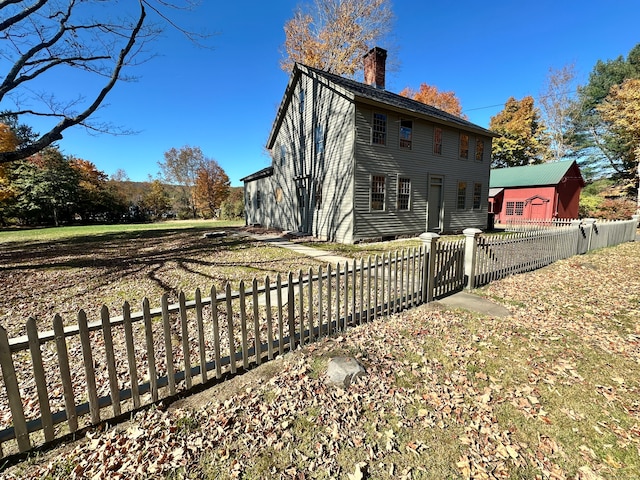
left=475, top=138, right=484, bottom=161
left=397, top=177, right=411, bottom=210
left=460, top=134, right=469, bottom=159
left=371, top=175, right=386, bottom=210
left=400, top=120, right=412, bottom=149
left=473, top=183, right=482, bottom=209
left=372, top=113, right=387, bottom=145
left=434, top=127, right=442, bottom=154
left=457, top=182, right=467, bottom=210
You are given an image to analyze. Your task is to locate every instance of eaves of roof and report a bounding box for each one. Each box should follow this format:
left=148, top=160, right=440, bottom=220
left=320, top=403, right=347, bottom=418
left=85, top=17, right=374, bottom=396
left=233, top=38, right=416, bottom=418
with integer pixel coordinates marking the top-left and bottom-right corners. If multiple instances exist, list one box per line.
left=240, top=166, right=273, bottom=183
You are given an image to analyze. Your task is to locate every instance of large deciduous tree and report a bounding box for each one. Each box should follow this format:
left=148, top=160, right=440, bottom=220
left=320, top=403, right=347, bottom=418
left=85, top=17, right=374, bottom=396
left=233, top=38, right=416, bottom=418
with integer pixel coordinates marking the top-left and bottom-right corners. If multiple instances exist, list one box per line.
left=0, top=0, right=203, bottom=165
left=572, top=43, right=640, bottom=183
left=489, top=96, right=549, bottom=168
left=596, top=78, right=640, bottom=211
left=194, top=159, right=230, bottom=218
left=281, top=0, right=393, bottom=76
left=539, top=63, right=578, bottom=162
left=159, top=145, right=205, bottom=218
left=399, top=83, right=466, bottom=118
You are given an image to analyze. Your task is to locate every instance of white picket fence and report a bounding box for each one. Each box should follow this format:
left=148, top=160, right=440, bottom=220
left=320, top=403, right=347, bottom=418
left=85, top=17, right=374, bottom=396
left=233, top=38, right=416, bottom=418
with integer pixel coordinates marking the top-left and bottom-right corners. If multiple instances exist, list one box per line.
left=0, top=216, right=637, bottom=458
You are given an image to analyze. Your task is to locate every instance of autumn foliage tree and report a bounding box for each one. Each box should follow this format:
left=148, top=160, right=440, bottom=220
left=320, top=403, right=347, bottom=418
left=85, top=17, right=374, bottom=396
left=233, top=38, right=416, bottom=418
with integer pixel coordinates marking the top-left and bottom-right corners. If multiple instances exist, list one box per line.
left=194, top=159, right=230, bottom=218
left=489, top=96, right=549, bottom=168
left=281, top=0, right=393, bottom=76
left=399, top=83, right=466, bottom=118
left=596, top=78, right=640, bottom=210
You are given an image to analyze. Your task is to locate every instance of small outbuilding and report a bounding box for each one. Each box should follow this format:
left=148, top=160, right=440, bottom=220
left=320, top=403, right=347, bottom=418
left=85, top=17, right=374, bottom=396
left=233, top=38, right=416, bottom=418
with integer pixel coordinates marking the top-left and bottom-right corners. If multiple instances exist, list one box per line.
left=488, top=160, right=585, bottom=224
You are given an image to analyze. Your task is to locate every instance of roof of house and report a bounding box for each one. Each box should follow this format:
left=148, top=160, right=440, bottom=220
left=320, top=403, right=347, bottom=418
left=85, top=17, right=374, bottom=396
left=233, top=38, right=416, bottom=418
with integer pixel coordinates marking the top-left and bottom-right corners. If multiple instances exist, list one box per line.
left=266, top=63, right=497, bottom=150
left=240, top=166, right=273, bottom=183
left=489, top=161, right=583, bottom=188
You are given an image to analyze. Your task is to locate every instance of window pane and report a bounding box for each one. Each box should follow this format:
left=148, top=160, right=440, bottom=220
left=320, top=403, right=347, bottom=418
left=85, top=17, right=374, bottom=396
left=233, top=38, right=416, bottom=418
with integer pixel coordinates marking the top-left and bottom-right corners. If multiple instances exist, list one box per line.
left=397, top=177, right=410, bottom=210
left=506, top=201, right=514, bottom=216
left=460, top=134, right=469, bottom=159
left=475, top=138, right=484, bottom=161
left=400, top=120, right=412, bottom=149
left=373, top=113, right=387, bottom=145
left=434, top=127, right=442, bottom=154
left=371, top=175, right=385, bottom=210
left=473, top=183, right=482, bottom=209
left=457, top=182, right=467, bottom=209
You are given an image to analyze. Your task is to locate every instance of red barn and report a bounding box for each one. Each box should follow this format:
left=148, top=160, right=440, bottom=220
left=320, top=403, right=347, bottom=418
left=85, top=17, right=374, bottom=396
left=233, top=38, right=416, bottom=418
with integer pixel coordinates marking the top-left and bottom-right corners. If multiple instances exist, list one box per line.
left=488, top=161, right=585, bottom=224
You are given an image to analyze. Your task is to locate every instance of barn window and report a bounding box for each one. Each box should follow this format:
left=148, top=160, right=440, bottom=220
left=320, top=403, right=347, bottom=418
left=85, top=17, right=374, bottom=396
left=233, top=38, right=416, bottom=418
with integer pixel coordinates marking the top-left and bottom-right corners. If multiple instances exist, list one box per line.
left=459, top=133, right=469, bottom=159
left=397, top=177, right=411, bottom=210
left=371, top=175, right=386, bottom=211
left=372, top=113, right=387, bottom=145
left=400, top=120, right=413, bottom=149
left=506, top=201, right=515, bottom=216
left=457, top=182, right=467, bottom=209
left=434, top=127, right=442, bottom=154
left=473, top=183, right=482, bottom=209
left=515, top=201, right=525, bottom=216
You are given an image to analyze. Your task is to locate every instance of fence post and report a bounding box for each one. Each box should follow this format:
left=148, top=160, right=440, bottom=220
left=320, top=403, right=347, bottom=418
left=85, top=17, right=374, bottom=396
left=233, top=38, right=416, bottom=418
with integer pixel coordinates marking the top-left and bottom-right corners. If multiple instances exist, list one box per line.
left=419, top=232, right=439, bottom=303
left=582, top=218, right=596, bottom=252
left=463, top=228, right=482, bottom=291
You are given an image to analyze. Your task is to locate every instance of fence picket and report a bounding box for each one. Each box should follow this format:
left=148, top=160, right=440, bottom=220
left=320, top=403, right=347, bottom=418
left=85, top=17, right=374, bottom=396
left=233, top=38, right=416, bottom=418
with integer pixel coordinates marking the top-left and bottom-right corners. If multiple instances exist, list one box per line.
left=210, top=286, right=222, bottom=379
left=366, top=256, right=372, bottom=321
left=351, top=259, right=356, bottom=325
left=178, top=293, right=192, bottom=390
left=327, top=264, right=333, bottom=336
left=276, top=274, right=284, bottom=356
left=335, top=263, right=341, bottom=331
left=53, top=314, right=77, bottom=432
left=298, top=270, right=305, bottom=345
left=160, top=295, right=176, bottom=395
left=143, top=298, right=158, bottom=402
left=265, top=276, right=274, bottom=361
left=0, top=326, right=29, bottom=452
left=101, top=306, right=121, bottom=417
left=308, top=268, right=314, bottom=343
left=122, top=302, right=140, bottom=409
left=252, top=278, right=261, bottom=365
left=26, top=318, right=53, bottom=442
left=344, top=261, right=349, bottom=329
left=225, top=283, right=236, bottom=374
left=78, top=310, right=100, bottom=425
left=288, top=272, right=295, bottom=351
left=239, top=281, right=249, bottom=369
left=317, top=267, right=324, bottom=336
left=195, top=289, right=207, bottom=384
left=358, top=258, right=364, bottom=324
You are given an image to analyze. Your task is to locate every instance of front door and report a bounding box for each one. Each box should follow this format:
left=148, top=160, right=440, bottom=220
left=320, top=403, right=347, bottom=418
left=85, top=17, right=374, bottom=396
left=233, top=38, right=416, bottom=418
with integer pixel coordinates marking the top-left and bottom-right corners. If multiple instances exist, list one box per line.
left=427, top=176, right=443, bottom=231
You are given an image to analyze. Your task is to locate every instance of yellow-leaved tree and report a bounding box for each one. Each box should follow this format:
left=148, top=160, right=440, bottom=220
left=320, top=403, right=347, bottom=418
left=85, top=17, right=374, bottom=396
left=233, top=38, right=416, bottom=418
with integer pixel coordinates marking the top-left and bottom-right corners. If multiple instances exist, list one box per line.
left=399, top=83, right=466, bottom=118
left=0, top=124, right=19, bottom=203
left=597, top=78, right=640, bottom=211
left=281, top=0, right=393, bottom=76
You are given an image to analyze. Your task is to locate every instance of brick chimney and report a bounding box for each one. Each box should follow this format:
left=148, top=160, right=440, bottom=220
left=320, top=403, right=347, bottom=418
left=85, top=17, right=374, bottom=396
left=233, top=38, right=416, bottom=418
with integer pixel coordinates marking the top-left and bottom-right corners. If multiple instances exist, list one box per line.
left=363, top=47, right=387, bottom=89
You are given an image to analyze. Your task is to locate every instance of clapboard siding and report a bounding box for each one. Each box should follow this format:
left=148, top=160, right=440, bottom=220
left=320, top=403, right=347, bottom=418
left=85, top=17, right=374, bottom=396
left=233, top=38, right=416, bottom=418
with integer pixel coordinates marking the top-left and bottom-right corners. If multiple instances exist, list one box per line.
left=353, top=105, right=490, bottom=240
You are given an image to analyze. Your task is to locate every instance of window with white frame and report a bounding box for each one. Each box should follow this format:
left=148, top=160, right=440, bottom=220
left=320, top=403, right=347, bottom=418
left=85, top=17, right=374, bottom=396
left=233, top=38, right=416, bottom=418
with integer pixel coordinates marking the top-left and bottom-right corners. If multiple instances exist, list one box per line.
left=434, top=127, right=442, bottom=154
left=506, top=201, right=514, bottom=216
left=280, top=145, right=286, bottom=166
left=397, top=177, right=411, bottom=210
left=457, top=182, right=467, bottom=209
left=459, top=133, right=469, bottom=159
left=371, top=175, right=385, bottom=210
left=475, top=138, right=484, bottom=161
left=372, top=113, right=387, bottom=145
left=515, top=201, right=525, bottom=216
left=400, top=120, right=413, bottom=149
left=473, top=183, right=482, bottom=209
left=256, top=190, right=261, bottom=209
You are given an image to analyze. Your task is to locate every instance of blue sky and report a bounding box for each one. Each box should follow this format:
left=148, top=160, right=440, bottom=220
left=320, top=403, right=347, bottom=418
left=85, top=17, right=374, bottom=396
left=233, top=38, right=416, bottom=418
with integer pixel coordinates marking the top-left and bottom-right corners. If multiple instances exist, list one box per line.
left=24, top=0, right=640, bottom=186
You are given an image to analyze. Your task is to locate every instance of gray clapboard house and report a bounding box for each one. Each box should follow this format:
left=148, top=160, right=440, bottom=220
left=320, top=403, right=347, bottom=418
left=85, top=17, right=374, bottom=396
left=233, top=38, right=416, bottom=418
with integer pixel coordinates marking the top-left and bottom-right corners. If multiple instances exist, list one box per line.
left=242, top=47, right=496, bottom=243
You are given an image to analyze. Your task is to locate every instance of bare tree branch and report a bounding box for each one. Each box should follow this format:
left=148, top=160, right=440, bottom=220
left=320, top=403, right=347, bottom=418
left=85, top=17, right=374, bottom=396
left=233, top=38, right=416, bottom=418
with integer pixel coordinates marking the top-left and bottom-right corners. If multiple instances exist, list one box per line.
left=0, top=0, right=207, bottom=165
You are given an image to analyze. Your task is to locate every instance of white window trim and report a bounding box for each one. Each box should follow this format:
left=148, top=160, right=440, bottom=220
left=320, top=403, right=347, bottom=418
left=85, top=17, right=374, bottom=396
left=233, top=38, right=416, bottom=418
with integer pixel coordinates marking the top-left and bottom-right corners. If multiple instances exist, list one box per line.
left=369, top=174, right=386, bottom=212
left=396, top=175, right=411, bottom=211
